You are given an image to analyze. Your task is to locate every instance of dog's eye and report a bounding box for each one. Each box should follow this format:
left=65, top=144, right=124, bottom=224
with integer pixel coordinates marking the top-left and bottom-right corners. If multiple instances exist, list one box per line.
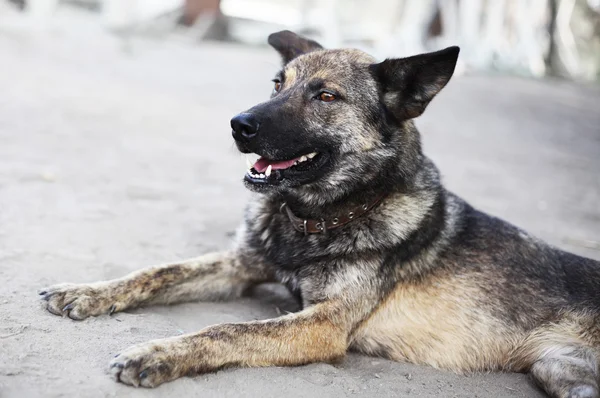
left=273, top=80, right=282, bottom=93
left=318, top=92, right=336, bottom=102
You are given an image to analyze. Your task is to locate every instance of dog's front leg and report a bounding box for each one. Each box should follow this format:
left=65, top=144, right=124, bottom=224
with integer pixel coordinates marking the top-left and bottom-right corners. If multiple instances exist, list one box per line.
left=40, top=251, right=272, bottom=320
left=109, top=300, right=355, bottom=387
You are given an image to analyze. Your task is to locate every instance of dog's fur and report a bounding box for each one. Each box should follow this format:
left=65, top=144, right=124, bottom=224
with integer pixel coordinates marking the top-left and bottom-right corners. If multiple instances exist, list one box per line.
left=40, top=31, right=600, bottom=398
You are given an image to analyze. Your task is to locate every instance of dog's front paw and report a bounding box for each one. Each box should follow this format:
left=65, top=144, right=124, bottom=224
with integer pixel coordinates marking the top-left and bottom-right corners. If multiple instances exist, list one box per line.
left=109, top=340, right=188, bottom=388
left=39, top=282, right=124, bottom=320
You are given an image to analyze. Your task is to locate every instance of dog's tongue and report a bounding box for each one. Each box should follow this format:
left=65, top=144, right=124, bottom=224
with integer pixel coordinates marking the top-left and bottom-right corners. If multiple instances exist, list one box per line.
left=253, top=157, right=299, bottom=173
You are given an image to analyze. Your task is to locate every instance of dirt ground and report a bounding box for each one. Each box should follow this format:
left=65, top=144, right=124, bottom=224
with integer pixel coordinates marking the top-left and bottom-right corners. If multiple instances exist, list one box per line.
left=1, top=9, right=599, bottom=398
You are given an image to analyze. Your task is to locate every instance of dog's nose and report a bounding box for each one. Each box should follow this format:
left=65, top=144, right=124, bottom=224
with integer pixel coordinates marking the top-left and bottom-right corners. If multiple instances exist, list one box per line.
left=231, top=113, right=260, bottom=142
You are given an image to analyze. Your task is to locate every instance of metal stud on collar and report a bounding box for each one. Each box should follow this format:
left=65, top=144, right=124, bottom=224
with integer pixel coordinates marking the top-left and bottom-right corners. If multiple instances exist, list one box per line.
left=317, top=219, right=327, bottom=234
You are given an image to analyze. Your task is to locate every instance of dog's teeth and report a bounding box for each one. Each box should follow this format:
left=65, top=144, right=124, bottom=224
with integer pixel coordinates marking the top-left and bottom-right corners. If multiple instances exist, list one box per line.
left=299, top=155, right=307, bottom=162
left=265, top=165, right=272, bottom=177
left=307, top=152, right=317, bottom=159
left=260, top=173, right=265, bottom=178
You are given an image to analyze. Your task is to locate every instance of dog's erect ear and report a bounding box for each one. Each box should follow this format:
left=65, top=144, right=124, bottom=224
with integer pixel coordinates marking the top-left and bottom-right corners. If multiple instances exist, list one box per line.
left=268, top=30, right=324, bottom=64
left=371, top=46, right=460, bottom=120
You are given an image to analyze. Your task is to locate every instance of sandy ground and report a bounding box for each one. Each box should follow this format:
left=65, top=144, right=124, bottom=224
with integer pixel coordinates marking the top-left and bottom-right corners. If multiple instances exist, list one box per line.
left=1, top=8, right=600, bottom=398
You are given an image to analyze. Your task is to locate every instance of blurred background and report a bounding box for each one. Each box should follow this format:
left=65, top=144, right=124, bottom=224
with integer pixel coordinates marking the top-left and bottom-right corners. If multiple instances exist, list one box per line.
left=1, top=1, right=599, bottom=397
left=2, top=0, right=600, bottom=80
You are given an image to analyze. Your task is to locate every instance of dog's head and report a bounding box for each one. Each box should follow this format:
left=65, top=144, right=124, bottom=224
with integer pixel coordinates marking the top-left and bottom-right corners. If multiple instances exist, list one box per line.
left=231, top=30, right=459, bottom=204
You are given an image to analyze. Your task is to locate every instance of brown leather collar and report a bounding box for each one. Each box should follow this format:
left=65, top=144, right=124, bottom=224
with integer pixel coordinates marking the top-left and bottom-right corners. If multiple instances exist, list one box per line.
left=280, top=193, right=386, bottom=235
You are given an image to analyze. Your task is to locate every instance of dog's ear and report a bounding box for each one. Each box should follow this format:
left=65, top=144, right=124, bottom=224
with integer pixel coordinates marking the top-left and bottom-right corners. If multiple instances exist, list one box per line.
left=371, top=46, right=460, bottom=120
left=268, top=30, right=324, bottom=64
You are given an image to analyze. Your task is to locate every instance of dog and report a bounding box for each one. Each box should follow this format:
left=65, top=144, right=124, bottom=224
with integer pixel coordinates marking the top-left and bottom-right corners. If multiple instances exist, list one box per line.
left=40, top=31, right=600, bottom=398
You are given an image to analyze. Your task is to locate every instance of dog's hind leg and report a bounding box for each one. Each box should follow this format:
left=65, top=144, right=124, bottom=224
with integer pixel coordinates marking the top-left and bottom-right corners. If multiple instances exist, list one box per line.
left=512, top=318, right=600, bottom=398
left=529, top=344, right=599, bottom=398
left=40, top=251, right=273, bottom=320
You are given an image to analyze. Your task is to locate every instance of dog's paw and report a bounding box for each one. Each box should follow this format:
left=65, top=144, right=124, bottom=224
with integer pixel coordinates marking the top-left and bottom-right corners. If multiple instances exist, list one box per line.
left=109, top=341, right=184, bottom=388
left=567, top=384, right=599, bottom=398
left=39, top=282, right=124, bottom=320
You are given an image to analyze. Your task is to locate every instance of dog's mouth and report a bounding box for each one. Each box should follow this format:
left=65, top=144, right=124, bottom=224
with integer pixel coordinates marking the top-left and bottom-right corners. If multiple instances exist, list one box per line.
left=244, top=151, right=328, bottom=185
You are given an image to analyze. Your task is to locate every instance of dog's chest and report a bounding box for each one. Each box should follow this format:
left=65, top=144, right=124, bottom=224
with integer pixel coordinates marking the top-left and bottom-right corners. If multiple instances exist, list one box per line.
left=273, top=262, right=339, bottom=307
left=249, top=209, right=340, bottom=270
left=275, top=268, right=304, bottom=304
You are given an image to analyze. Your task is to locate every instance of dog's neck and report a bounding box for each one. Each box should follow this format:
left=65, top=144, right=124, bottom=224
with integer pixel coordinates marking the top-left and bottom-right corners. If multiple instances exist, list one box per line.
left=277, top=153, right=443, bottom=225
left=277, top=161, right=413, bottom=221
left=280, top=185, right=391, bottom=225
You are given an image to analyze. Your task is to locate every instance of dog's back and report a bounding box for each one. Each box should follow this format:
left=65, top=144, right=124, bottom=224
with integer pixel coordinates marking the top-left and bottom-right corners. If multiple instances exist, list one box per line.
left=559, top=250, right=600, bottom=310
left=450, top=202, right=600, bottom=319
